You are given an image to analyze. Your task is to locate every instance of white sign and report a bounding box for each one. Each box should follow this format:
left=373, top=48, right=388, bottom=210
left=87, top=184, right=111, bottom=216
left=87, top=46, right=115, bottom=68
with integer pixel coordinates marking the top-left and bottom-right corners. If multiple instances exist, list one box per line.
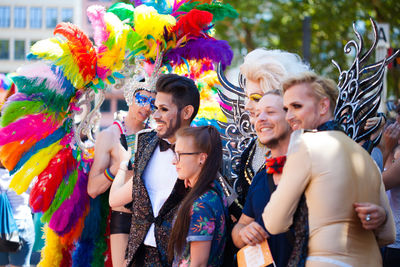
left=377, top=23, right=390, bottom=46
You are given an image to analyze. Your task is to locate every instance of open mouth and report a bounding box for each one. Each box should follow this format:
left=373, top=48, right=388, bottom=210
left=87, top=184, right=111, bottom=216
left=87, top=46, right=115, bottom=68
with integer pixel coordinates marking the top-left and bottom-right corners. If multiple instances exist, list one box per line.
left=290, top=121, right=301, bottom=130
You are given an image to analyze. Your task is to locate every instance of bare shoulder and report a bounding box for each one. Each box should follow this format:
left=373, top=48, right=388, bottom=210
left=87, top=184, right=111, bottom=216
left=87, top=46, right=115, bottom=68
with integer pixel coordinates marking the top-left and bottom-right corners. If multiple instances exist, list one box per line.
left=95, top=124, right=120, bottom=147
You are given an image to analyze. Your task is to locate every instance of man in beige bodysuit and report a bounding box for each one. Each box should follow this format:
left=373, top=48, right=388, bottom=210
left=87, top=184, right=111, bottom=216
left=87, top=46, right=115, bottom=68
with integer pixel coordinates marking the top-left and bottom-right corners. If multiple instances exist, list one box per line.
left=263, top=72, right=395, bottom=267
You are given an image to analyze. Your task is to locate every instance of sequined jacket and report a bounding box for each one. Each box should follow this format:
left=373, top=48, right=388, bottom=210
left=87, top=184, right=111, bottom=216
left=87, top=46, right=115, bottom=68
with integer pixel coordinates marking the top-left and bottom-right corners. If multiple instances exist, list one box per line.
left=126, top=130, right=187, bottom=267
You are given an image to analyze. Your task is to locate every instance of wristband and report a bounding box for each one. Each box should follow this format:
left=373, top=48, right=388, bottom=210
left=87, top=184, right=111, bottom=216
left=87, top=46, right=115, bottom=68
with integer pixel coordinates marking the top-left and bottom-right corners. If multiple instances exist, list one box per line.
left=104, top=168, right=115, bottom=182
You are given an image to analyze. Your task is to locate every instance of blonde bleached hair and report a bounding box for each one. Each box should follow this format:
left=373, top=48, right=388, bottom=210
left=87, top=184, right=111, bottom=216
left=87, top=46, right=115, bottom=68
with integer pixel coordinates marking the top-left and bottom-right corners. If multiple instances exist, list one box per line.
left=239, top=48, right=310, bottom=93
left=282, top=71, right=339, bottom=114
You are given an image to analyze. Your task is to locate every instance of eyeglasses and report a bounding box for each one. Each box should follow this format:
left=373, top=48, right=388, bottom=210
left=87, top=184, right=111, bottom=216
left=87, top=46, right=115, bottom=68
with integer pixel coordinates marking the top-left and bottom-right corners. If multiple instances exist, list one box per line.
left=173, top=151, right=202, bottom=162
left=135, top=92, right=156, bottom=111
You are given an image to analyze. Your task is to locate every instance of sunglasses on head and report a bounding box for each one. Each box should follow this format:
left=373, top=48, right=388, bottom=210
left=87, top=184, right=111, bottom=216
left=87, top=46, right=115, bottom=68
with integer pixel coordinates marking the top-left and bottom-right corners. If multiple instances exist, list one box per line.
left=135, top=92, right=156, bottom=111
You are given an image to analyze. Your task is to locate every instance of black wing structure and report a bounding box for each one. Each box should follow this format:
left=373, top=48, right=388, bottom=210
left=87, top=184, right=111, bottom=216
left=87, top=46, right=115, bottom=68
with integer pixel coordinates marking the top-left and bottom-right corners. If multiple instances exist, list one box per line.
left=216, top=63, right=256, bottom=184
left=333, top=18, right=400, bottom=147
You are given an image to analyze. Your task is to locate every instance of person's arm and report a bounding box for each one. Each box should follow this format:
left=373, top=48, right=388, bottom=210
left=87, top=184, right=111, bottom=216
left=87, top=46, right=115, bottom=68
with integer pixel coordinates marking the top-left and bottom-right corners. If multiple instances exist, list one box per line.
left=262, top=131, right=312, bottom=234
left=383, top=159, right=400, bottom=190
left=365, top=116, right=385, bottom=142
left=189, top=241, right=212, bottom=267
left=87, top=130, right=119, bottom=198
left=373, top=180, right=396, bottom=246
left=382, top=122, right=400, bottom=166
left=232, top=213, right=268, bottom=248
left=109, top=146, right=133, bottom=207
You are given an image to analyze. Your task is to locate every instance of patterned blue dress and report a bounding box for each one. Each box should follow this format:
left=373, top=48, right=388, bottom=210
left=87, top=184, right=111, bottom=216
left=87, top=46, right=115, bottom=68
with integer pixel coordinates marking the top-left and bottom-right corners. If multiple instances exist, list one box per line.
left=173, top=182, right=228, bottom=267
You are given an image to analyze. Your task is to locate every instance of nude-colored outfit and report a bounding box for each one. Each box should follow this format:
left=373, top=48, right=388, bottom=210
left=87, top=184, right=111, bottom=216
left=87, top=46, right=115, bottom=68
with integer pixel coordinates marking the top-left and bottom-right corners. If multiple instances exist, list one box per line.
left=263, top=130, right=395, bottom=267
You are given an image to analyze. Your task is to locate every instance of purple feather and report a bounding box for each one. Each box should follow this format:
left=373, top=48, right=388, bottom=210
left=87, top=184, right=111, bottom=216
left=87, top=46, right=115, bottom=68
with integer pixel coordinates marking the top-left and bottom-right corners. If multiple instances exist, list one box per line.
left=5, top=93, right=31, bottom=102
left=165, top=39, right=233, bottom=70
left=133, top=0, right=142, bottom=7
left=49, top=169, right=90, bottom=236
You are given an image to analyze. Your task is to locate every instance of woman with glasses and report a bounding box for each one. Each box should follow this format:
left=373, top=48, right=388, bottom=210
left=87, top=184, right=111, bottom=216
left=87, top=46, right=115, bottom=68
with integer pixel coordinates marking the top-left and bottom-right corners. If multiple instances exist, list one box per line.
left=167, top=126, right=228, bottom=267
left=88, top=88, right=155, bottom=267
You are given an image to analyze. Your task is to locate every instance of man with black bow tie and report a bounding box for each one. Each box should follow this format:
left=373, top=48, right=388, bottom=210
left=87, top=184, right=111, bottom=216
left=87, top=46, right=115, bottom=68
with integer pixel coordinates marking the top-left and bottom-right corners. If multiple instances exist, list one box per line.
left=124, top=74, right=200, bottom=267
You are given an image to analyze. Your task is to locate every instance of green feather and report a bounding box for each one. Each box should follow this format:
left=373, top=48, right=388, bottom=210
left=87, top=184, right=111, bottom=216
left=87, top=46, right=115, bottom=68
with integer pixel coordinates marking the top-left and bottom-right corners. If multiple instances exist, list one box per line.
left=179, top=2, right=238, bottom=21
left=0, top=101, right=45, bottom=127
left=12, top=76, right=72, bottom=112
left=107, top=2, right=135, bottom=23
left=126, top=30, right=145, bottom=53
left=91, top=193, right=110, bottom=267
left=42, top=170, right=78, bottom=223
left=177, top=2, right=199, bottom=13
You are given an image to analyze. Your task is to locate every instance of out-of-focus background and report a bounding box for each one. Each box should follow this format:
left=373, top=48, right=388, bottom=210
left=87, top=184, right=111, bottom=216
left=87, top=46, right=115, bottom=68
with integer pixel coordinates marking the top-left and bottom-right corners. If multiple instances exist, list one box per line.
left=1, top=0, right=400, bottom=127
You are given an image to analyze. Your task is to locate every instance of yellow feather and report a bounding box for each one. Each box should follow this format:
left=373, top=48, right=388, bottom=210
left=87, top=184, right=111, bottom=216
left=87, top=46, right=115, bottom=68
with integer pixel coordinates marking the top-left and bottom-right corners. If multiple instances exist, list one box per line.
left=134, top=5, right=176, bottom=58
left=30, top=38, right=64, bottom=61
left=38, top=225, right=64, bottom=267
left=97, top=13, right=130, bottom=73
left=9, top=142, right=63, bottom=194
left=30, top=38, right=86, bottom=88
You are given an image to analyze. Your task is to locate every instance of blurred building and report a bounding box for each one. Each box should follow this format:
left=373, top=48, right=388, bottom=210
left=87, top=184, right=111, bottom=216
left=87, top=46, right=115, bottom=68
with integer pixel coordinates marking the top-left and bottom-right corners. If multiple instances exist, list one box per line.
left=0, top=0, right=124, bottom=128
left=0, top=0, right=83, bottom=73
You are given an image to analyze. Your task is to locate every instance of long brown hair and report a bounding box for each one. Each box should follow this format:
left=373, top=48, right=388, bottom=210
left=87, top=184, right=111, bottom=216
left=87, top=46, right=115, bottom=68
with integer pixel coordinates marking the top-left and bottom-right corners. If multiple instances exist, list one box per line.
left=167, top=125, right=222, bottom=261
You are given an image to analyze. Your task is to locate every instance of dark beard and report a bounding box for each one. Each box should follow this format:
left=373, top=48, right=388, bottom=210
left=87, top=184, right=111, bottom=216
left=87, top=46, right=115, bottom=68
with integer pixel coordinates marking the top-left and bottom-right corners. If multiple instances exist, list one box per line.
left=264, top=130, right=289, bottom=149
left=157, top=109, right=182, bottom=140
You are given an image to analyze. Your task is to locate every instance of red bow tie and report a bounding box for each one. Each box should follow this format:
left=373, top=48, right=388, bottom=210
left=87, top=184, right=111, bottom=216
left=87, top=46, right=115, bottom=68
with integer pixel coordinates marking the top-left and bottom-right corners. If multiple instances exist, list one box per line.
left=265, top=155, right=287, bottom=174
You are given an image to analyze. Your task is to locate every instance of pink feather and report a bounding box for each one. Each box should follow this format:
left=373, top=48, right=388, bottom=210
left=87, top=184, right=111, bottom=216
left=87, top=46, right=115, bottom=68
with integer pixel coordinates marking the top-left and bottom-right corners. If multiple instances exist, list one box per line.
left=60, top=132, right=74, bottom=146
left=87, top=5, right=109, bottom=48
left=16, top=62, right=67, bottom=96
left=0, top=114, right=59, bottom=145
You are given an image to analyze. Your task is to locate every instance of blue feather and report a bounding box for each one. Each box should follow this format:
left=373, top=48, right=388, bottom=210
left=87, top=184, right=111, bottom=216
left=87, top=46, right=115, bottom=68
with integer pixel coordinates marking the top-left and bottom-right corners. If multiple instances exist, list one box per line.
left=10, top=127, right=66, bottom=175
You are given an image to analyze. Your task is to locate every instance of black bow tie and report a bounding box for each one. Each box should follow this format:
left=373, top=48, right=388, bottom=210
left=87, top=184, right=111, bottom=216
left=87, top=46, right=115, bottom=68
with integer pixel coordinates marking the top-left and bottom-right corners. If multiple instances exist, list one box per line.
left=159, top=139, right=175, bottom=152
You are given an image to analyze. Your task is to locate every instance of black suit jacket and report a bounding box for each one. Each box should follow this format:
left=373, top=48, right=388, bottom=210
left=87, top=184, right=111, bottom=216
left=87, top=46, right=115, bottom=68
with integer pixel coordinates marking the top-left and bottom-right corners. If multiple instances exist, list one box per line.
left=126, top=130, right=187, bottom=267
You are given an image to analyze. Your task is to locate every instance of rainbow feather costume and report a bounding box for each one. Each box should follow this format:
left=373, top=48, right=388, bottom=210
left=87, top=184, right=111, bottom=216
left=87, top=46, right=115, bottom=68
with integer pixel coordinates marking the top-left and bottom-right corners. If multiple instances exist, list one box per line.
left=0, top=0, right=237, bottom=266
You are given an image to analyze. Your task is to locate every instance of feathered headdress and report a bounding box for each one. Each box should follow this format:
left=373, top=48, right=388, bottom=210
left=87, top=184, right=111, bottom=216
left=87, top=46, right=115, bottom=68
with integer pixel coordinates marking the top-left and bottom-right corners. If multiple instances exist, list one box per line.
left=108, top=0, right=237, bottom=104
left=0, top=0, right=237, bottom=265
left=0, top=12, right=135, bottom=265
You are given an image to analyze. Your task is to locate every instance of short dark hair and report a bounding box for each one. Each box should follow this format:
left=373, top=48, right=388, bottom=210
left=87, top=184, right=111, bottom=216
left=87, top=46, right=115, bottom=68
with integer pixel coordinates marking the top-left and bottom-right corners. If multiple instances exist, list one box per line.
left=156, top=74, right=200, bottom=121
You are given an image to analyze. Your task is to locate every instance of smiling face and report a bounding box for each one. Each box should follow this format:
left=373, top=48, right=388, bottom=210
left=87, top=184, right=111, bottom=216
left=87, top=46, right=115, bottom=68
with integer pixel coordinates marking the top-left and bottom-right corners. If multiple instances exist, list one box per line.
left=129, top=90, right=156, bottom=123
left=283, top=83, right=325, bottom=130
left=172, top=135, right=205, bottom=187
left=244, top=79, right=264, bottom=125
left=153, top=92, right=181, bottom=141
left=255, top=93, right=291, bottom=148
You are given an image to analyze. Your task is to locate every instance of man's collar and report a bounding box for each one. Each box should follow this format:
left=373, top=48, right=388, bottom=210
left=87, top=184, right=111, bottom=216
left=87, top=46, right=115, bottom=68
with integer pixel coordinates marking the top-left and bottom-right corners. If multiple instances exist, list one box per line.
left=316, top=120, right=344, bottom=132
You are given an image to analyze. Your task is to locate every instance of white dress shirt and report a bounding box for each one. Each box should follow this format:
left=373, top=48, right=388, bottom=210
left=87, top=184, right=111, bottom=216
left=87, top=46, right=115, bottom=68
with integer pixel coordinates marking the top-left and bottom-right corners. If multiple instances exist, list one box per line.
left=142, top=142, right=177, bottom=247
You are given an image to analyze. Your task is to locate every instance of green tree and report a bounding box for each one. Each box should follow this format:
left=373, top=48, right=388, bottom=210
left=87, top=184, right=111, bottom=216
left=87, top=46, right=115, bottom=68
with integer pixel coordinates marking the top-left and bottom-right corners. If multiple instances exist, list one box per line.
left=215, top=0, right=400, bottom=97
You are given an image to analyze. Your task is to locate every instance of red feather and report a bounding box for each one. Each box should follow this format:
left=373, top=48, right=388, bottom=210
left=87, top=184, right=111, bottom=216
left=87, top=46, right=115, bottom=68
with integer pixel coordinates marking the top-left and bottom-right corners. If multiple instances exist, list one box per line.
left=54, top=23, right=97, bottom=85
left=29, top=147, right=76, bottom=212
left=60, top=244, right=74, bottom=267
left=173, top=9, right=213, bottom=39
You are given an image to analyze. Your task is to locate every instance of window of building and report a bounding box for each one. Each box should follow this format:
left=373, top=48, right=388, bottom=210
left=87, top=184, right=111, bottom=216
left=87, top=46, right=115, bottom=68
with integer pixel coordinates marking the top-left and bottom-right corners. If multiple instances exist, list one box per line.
left=46, top=8, right=58, bottom=28
left=14, top=7, right=27, bottom=28
left=30, top=7, right=42, bottom=28
left=0, top=40, right=9, bottom=59
left=14, top=40, right=25, bottom=60
left=100, top=99, right=111, bottom=112
left=117, top=99, right=128, bottom=111
left=61, top=8, right=73, bottom=23
left=0, top=7, right=10, bottom=28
